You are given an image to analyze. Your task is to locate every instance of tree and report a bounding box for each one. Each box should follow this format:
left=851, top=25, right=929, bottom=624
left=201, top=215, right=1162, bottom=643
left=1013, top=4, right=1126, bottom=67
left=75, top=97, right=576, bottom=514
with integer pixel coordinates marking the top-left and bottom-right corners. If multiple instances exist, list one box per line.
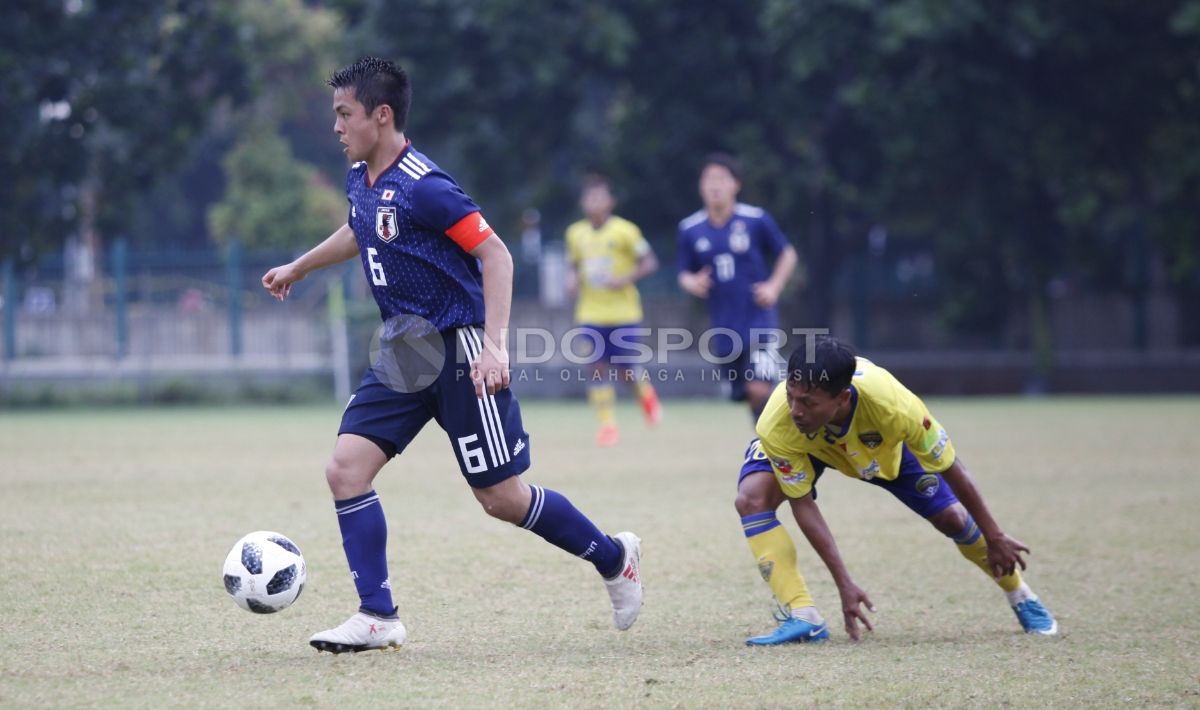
left=203, top=0, right=347, bottom=251
left=0, top=0, right=254, bottom=266
left=207, top=128, right=345, bottom=250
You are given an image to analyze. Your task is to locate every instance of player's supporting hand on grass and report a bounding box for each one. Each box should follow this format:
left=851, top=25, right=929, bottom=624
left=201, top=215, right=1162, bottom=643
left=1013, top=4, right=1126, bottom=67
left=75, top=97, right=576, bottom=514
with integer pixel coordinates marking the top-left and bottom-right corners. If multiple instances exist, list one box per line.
left=837, top=582, right=875, bottom=641
left=983, top=530, right=1030, bottom=579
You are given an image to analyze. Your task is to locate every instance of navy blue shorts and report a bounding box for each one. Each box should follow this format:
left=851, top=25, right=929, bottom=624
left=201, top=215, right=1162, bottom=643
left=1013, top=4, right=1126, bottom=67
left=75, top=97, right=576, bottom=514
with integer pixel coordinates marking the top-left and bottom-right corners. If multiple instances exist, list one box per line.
left=339, top=325, right=531, bottom=489
left=716, top=343, right=783, bottom=402
left=574, top=323, right=646, bottom=366
left=737, top=439, right=959, bottom=519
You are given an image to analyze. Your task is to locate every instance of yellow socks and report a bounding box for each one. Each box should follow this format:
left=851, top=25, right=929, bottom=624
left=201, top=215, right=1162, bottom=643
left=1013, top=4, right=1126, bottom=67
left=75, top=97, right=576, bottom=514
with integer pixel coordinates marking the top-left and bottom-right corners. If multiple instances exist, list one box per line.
left=742, top=513, right=815, bottom=611
left=588, top=384, right=616, bottom=427
left=952, top=515, right=1022, bottom=593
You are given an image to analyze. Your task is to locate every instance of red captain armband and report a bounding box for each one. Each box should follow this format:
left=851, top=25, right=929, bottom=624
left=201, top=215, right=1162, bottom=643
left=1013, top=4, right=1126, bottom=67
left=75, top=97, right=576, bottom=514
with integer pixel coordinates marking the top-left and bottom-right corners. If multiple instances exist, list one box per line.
left=445, top=212, right=496, bottom=252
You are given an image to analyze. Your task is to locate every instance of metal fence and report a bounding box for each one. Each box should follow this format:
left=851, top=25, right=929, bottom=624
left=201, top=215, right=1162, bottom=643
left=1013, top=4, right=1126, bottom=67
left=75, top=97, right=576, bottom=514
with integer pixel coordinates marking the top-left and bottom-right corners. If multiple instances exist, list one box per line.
left=2, top=239, right=1198, bottom=401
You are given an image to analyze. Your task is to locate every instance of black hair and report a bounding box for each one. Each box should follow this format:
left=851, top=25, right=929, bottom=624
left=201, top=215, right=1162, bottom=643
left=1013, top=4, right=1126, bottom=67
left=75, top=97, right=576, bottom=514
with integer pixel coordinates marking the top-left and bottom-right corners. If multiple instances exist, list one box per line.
left=701, top=152, right=741, bottom=181
left=328, top=57, right=412, bottom=131
left=787, top=335, right=857, bottom=396
left=580, top=172, right=612, bottom=194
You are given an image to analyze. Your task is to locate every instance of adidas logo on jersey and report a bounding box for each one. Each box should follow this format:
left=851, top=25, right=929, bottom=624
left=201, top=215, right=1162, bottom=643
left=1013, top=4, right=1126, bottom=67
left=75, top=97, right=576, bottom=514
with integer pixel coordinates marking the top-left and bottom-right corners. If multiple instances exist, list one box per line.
left=478, top=217, right=490, bottom=232
left=397, top=152, right=432, bottom=180
left=512, top=438, right=525, bottom=457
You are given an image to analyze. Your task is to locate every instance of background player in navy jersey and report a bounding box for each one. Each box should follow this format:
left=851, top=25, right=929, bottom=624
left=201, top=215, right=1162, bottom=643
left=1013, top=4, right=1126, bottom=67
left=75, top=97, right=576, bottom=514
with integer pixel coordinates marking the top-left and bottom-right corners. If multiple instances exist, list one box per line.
left=677, top=154, right=803, bottom=646
left=677, top=153, right=798, bottom=421
left=262, top=57, right=642, bottom=653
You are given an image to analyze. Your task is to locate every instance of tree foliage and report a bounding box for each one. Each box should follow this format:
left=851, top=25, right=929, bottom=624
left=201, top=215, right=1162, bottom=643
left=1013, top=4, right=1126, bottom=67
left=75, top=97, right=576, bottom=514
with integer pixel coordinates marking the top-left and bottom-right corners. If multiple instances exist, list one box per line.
left=0, top=0, right=253, bottom=259
left=347, top=0, right=1200, bottom=342
left=207, top=128, right=345, bottom=250
left=3, top=0, right=1197, bottom=342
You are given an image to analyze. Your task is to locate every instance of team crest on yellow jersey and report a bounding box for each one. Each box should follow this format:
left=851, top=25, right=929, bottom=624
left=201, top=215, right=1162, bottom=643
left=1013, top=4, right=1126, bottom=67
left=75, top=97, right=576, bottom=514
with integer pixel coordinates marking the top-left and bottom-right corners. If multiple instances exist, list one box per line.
left=858, top=431, right=883, bottom=449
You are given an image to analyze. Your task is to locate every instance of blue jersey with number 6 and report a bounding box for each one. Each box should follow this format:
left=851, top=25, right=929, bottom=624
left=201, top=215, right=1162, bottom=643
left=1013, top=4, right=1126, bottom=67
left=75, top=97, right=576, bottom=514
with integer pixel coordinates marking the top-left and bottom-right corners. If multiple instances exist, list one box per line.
left=345, top=141, right=495, bottom=330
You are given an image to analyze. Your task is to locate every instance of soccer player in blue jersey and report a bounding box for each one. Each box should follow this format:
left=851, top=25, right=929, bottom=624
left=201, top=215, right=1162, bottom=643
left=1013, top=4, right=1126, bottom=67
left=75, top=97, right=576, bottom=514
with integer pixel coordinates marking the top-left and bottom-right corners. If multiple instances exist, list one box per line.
left=677, top=153, right=798, bottom=419
left=738, top=336, right=1058, bottom=645
left=677, top=154, right=809, bottom=645
left=261, top=57, right=642, bottom=653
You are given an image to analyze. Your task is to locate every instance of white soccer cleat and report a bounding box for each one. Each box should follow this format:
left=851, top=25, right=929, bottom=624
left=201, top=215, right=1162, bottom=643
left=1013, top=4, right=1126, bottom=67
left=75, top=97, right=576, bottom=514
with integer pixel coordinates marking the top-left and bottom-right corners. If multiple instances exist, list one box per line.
left=309, top=611, right=407, bottom=653
left=604, top=532, right=643, bottom=631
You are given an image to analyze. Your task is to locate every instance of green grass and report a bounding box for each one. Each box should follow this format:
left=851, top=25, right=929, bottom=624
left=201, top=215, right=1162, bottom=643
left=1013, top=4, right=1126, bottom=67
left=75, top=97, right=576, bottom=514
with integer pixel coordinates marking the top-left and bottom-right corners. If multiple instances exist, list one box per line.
left=1, top=397, right=1198, bottom=708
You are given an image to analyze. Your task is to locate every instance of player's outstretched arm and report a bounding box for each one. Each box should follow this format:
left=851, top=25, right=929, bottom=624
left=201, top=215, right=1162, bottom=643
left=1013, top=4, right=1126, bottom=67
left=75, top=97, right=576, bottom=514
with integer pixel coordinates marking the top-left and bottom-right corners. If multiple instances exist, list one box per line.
left=468, top=234, right=513, bottom=397
left=940, top=459, right=1030, bottom=579
left=788, top=493, right=875, bottom=640
left=261, top=223, right=358, bottom=301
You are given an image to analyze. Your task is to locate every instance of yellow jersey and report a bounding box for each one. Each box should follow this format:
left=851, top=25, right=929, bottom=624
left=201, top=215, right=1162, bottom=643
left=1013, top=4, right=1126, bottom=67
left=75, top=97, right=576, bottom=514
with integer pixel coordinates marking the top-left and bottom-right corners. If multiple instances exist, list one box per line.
left=755, top=357, right=956, bottom=498
left=565, top=215, right=650, bottom=326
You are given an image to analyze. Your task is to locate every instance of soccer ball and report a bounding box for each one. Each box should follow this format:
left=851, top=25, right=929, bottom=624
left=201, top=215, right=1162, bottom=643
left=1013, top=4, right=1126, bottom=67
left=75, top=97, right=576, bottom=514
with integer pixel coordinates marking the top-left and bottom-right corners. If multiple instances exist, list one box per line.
left=222, top=531, right=307, bottom=614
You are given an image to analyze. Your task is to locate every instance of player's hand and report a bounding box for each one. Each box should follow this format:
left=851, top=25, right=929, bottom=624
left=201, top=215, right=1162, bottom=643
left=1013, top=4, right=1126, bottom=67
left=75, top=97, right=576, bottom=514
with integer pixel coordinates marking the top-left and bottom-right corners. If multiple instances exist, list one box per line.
left=681, top=267, right=713, bottom=298
left=262, top=263, right=305, bottom=301
left=752, top=280, right=782, bottom=308
left=984, top=531, right=1030, bottom=579
left=838, top=582, right=876, bottom=641
left=471, top=340, right=511, bottom=397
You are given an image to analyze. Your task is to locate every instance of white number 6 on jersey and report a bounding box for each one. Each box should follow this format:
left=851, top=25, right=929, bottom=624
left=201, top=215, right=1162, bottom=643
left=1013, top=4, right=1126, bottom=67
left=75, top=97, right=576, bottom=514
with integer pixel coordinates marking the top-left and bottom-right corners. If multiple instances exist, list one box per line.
left=367, top=247, right=388, bottom=286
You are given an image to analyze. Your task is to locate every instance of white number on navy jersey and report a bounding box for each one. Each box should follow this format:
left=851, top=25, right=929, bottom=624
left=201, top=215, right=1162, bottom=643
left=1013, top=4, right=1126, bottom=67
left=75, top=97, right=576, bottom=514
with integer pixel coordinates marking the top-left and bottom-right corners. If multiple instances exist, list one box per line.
left=457, top=434, right=488, bottom=473
left=367, top=247, right=388, bottom=286
left=714, top=253, right=736, bottom=282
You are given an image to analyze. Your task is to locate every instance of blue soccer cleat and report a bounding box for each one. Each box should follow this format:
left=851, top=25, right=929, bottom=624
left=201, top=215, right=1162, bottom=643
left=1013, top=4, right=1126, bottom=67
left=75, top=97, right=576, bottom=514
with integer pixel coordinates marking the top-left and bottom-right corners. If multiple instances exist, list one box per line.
left=1012, top=598, right=1059, bottom=635
left=745, top=617, right=830, bottom=646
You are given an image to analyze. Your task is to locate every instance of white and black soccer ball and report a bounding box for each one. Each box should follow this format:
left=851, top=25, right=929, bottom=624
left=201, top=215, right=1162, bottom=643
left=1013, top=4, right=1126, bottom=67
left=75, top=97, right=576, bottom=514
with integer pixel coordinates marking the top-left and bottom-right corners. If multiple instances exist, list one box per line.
left=222, top=531, right=307, bottom=614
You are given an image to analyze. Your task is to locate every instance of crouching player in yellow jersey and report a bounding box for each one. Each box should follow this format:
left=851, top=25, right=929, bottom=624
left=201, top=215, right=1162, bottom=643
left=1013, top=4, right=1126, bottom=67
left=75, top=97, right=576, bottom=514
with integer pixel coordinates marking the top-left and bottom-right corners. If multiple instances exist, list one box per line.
left=738, top=335, right=1058, bottom=644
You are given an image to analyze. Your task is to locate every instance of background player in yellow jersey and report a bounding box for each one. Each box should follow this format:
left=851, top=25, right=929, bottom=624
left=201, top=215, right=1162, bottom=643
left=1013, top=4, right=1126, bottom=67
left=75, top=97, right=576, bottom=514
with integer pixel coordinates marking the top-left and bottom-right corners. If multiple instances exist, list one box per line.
left=565, top=174, right=662, bottom=446
left=737, top=335, right=1058, bottom=644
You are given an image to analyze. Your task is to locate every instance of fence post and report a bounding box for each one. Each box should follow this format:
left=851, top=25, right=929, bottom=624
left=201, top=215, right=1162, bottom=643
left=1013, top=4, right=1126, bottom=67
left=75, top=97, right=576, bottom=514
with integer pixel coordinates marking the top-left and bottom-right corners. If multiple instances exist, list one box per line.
left=111, top=238, right=128, bottom=359
left=328, top=273, right=351, bottom=403
left=2, top=258, right=15, bottom=361
left=226, top=239, right=242, bottom=358
left=1132, top=223, right=1149, bottom=351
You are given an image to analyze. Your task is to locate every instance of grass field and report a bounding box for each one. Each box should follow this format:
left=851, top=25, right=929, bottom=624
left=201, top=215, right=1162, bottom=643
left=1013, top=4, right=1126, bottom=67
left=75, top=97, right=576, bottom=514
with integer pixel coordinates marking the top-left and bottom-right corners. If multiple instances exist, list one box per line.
left=1, top=397, right=1198, bottom=708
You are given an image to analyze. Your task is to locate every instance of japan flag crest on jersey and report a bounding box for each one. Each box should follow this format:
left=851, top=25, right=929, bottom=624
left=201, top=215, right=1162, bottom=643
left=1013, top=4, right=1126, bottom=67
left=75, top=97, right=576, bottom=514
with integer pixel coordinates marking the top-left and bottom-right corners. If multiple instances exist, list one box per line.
left=376, top=206, right=398, bottom=242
